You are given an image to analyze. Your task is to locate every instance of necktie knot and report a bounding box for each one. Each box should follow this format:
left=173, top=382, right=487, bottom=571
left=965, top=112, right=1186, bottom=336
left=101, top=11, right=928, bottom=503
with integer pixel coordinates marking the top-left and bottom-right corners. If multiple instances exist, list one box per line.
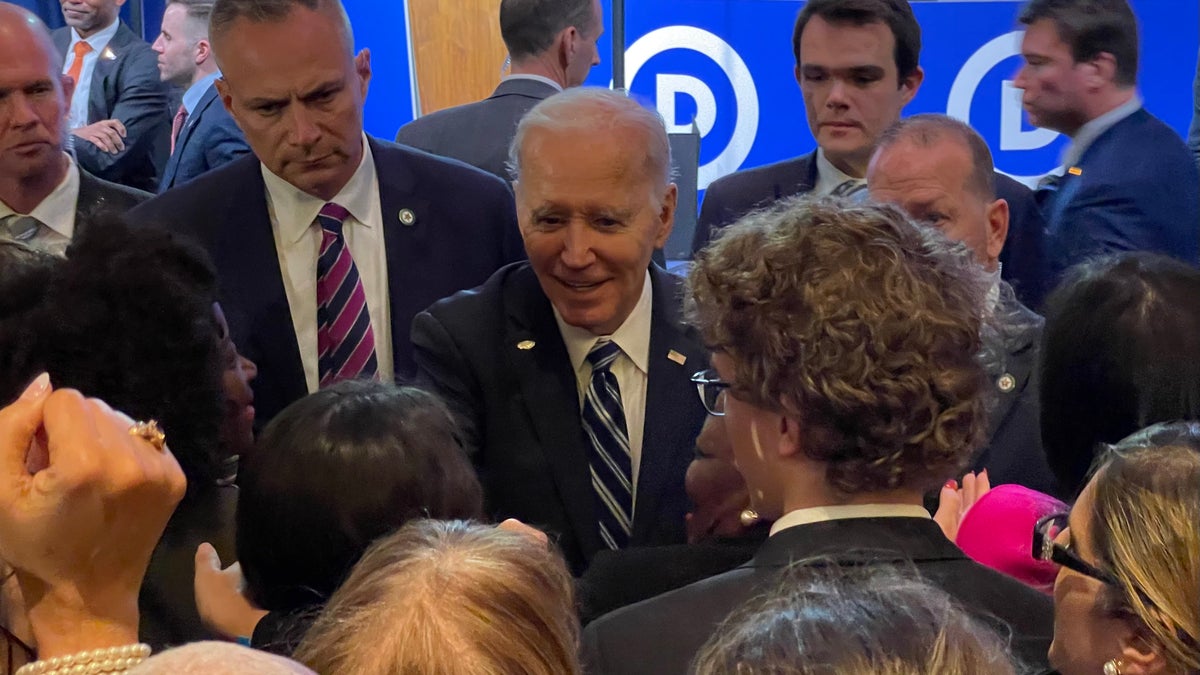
left=587, top=339, right=622, bottom=372
left=831, top=179, right=867, bottom=198
left=73, top=41, right=92, bottom=58
left=317, top=202, right=351, bottom=237
left=1, top=215, right=42, bottom=242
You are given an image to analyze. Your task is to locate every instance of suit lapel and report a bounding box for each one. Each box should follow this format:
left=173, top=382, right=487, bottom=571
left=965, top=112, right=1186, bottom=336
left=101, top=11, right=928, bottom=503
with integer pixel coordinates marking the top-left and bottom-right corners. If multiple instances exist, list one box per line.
left=773, top=151, right=819, bottom=201
left=503, top=268, right=603, bottom=557
left=983, top=298, right=1042, bottom=441
left=161, top=87, right=218, bottom=189
left=631, top=268, right=708, bottom=541
left=88, top=25, right=130, bottom=123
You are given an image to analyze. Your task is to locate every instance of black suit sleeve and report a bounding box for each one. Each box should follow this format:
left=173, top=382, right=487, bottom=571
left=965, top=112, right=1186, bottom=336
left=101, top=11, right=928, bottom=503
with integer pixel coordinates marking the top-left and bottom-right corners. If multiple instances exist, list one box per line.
left=73, top=40, right=171, bottom=180
left=411, top=309, right=485, bottom=460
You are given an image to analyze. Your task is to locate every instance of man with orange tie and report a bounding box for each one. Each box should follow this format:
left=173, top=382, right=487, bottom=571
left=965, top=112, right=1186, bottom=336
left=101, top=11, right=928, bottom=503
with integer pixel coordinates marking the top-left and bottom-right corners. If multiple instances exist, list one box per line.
left=53, top=0, right=172, bottom=192
left=152, top=0, right=250, bottom=191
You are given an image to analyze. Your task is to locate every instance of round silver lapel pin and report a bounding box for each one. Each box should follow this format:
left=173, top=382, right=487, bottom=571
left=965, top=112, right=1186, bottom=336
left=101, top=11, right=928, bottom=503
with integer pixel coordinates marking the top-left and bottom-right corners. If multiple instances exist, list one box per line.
left=997, top=373, right=1016, bottom=393
left=398, top=208, right=416, bottom=226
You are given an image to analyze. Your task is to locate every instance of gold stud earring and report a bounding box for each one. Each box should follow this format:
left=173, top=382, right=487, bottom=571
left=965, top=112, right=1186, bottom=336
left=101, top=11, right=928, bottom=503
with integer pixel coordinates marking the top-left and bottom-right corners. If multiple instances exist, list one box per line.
left=739, top=509, right=760, bottom=527
left=1103, top=658, right=1123, bottom=675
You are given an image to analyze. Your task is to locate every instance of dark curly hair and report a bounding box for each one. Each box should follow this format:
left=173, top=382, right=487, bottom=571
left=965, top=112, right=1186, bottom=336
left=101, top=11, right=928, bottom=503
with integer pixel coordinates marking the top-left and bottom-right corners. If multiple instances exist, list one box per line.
left=0, top=215, right=225, bottom=497
left=687, top=197, right=989, bottom=494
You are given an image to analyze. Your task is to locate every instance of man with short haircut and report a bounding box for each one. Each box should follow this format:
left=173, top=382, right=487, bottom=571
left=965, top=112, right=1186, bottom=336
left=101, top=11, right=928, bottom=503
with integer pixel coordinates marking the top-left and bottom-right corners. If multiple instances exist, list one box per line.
left=412, top=88, right=707, bottom=574
left=694, top=0, right=1049, bottom=308
left=581, top=198, right=1053, bottom=674
left=128, top=0, right=523, bottom=426
left=1015, top=0, right=1199, bottom=279
left=152, top=0, right=250, bottom=191
left=868, top=114, right=1059, bottom=496
left=394, top=0, right=603, bottom=181
left=53, top=0, right=173, bottom=191
left=0, top=2, right=148, bottom=256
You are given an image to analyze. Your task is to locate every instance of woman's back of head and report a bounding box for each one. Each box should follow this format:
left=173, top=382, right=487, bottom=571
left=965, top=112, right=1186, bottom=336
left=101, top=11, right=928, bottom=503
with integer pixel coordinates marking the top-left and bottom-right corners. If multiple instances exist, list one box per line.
left=1040, top=253, right=1200, bottom=496
left=236, top=381, right=483, bottom=612
left=693, top=563, right=1017, bottom=675
left=294, top=519, right=580, bottom=675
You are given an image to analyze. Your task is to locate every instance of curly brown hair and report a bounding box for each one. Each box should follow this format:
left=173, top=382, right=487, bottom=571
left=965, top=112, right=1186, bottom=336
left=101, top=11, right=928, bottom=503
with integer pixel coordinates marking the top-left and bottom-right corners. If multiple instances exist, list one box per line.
left=687, top=197, right=988, bottom=494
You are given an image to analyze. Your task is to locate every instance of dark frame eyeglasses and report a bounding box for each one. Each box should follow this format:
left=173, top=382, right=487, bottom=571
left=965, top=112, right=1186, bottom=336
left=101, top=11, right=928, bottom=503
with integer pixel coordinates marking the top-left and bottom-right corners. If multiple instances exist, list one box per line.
left=690, top=369, right=730, bottom=416
left=1031, top=513, right=1120, bottom=586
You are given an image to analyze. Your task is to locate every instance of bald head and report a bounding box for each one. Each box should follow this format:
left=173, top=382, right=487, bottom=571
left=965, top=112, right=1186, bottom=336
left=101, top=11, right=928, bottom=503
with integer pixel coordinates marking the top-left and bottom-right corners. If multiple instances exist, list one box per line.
left=0, top=3, right=61, bottom=70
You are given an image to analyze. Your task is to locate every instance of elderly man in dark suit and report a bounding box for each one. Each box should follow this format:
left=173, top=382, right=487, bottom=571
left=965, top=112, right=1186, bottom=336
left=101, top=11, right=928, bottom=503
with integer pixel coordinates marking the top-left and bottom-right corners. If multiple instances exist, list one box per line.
left=868, top=114, right=1059, bottom=497
left=1016, top=0, right=1199, bottom=282
left=152, top=0, right=250, bottom=191
left=412, top=87, right=707, bottom=575
left=0, top=3, right=148, bottom=256
left=692, top=0, right=1049, bottom=309
left=394, top=0, right=603, bottom=181
left=52, top=0, right=172, bottom=192
left=581, top=198, right=1054, bottom=674
left=128, top=0, right=523, bottom=427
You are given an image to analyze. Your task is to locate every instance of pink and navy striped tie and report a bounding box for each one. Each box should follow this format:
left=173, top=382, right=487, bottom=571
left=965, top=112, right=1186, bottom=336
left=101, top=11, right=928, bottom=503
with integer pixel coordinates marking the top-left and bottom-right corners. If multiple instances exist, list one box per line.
left=315, top=202, right=378, bottom=387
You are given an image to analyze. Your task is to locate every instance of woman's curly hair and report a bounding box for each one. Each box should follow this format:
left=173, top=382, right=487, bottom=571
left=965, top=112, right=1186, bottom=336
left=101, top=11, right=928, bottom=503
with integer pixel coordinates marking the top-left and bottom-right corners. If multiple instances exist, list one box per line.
left=687, top=197, right=989, bottom=494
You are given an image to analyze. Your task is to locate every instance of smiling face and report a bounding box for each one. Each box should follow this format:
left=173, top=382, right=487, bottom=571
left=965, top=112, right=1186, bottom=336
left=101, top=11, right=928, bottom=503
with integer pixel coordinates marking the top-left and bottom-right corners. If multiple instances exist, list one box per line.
left=214, top=6, right=370, bottom=201
left=59, top=0, right=123, bottom=38
left=515, top=122, right=675, bottom=335
left=795, top=16, right=921, bottom=177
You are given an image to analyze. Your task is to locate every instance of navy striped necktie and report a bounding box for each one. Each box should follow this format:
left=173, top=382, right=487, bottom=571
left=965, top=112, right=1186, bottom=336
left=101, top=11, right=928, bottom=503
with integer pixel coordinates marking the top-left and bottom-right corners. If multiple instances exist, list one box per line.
left=581, top=339, right=634, bottom=550
left=315, top=202, right=378, bottom=387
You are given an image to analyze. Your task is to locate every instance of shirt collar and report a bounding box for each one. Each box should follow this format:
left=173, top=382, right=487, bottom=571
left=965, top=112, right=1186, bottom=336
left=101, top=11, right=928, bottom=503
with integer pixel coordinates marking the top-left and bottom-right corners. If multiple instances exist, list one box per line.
left=554, top=270, right=654, bottom=376
left=262, top=133, right=376, bottom=245
left=501, top=73, right=564, bottom=92
left=68, top=18, right=121, bottom=56
left=769, top=503, right=931, bottom=537
left=814, top=147, right=863, bottom=195
left=0, top=154, right=79, bottom=239
left=1062, top=94, right=1142, bottom=167
left=182, top=71, right=221, bottom=116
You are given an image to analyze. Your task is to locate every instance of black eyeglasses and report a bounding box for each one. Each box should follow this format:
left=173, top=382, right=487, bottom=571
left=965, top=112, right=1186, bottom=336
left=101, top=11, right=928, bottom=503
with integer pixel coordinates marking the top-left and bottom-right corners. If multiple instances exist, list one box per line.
left=690, top=369, right=730, bottom=416
left=1032, top=513, right=1119, bottom=586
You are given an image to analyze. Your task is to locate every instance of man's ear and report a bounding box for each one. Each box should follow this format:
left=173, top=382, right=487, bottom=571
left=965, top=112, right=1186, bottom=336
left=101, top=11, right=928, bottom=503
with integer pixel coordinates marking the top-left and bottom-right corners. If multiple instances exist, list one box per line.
left=899, top=65, right=925, bottom=106
left=985, top=197, right=1010, bottom=266
left=195, top=38, right=211, bottom=66
left=1086, top=52, right=1119, bottom=90
left=354, top=48, right=372, bottom=97
left=653, top=183, right=678, bottom=249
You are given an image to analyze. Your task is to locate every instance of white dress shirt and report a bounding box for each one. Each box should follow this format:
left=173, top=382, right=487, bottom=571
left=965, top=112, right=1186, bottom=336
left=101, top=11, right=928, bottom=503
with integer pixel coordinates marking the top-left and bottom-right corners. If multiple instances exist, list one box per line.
left=501, top=73, right=564, bottom=92
left=813, top=147, right=865, bottom=196
left=769, top=503, right=932, bottom=537
left=0, top=154, right=79, bottom=255
left=63, top=19, right=121, bottom=130
left=555, top=271, right=653, bottom=501
left=263, top=134, right=393, bottom=392
left=1061, top=94, right=1142, bottom=169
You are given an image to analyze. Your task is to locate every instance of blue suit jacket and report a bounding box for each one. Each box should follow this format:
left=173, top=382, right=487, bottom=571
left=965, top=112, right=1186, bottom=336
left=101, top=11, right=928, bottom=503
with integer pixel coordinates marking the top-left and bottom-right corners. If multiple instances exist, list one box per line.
left=693, top=152, right=1051, bottom=309
left=126, top=137, right=525, bottom=425
left=52, top=23, right=172, bottom=193
left=411, top=263, right=708, bottom=574
left=1039, top=108, right=1200, bottom=283
left=158, top=83, right=251, bottom=192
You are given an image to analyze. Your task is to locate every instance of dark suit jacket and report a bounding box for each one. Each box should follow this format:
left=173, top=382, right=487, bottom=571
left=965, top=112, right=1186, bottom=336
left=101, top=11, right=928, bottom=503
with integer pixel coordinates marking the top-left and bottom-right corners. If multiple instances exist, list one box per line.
left=1039, top=108, right=1200, bottom=283
left=76, top=166, right=151, bottom=231
left=580, top=517, right=1055, bottom=674
left=411, top=263, right=708, bottom=573
left=970, top=292, right=1059, bottom=497
left=53, top=23, right=172, bottom=193
left=158, top=83, right=251, bottom=192
left=394, top=78, right=559, bottom=181
left=126, top=137, right=524, bottom=425
left=693, top=152, right=1051, bottom=309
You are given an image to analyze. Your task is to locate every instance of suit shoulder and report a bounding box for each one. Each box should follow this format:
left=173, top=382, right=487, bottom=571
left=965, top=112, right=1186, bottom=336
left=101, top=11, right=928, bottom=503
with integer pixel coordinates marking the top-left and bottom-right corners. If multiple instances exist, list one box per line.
left=129, top=154, right=258, bottom=221
left=423, top=262, right=529, bottom=321
left=706, top=154, right=814, bottom=196
left=373, top=138, right=512, bottom=198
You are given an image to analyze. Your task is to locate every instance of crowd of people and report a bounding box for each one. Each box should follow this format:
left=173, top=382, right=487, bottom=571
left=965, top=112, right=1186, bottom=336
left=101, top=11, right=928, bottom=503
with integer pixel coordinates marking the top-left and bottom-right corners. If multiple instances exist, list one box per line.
left=0, top=0, right=1198, bottom=673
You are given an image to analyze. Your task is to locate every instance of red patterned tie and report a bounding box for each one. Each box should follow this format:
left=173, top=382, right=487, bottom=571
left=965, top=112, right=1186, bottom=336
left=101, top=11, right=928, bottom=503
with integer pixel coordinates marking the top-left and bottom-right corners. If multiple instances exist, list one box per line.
left=315, top=203, right=378, bottom=386
left=170, top=105, right=188, bottom=154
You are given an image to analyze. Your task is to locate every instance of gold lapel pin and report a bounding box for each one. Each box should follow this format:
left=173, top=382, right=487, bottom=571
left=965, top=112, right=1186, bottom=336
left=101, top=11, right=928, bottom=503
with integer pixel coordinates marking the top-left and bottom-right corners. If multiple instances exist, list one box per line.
left=997, top=373, right=1016, bottom=393
left=398, top=208, right=416, bottom=226
left=517, top=340, right=535, bottom=350
left=1067, top=166, right=1083, bottom=176
left=667, top=349, right=687, bottom=366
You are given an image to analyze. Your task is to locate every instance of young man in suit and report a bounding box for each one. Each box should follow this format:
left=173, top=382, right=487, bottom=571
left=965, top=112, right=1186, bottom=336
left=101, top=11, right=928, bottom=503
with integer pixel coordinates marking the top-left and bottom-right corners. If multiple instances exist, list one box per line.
left=152, top=0, right=250, bottom=191
left=53, top=0, right=172, bottom=192
left=0, top=3, right=148, bottom=256
left=127, top=0, right=523, bottom=426
left=1016, top=0, right=1200, bottom=281
left=411, top=88, right=708, bottom=574
left=693, top=0, right=1049, bottom=308
left=868, top=114, right=1059, bottom=497
left=394, top=0, right=603, bottom=181
left=581, top=198, right=1054, bottom=674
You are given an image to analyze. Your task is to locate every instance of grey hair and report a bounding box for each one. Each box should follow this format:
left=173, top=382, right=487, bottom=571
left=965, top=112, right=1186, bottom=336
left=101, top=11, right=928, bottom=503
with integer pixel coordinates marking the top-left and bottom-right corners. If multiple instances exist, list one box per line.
left=500, top=0, right=598, bottom=61
left=209, top=0, right=354, bottom=60
left=130, top=641, right=314, bottom=674
left=876, top=113, right=998, bottom=199
left=507, top=87, right=672, bottom=190
left=693, top=561, right=1020, bottom=675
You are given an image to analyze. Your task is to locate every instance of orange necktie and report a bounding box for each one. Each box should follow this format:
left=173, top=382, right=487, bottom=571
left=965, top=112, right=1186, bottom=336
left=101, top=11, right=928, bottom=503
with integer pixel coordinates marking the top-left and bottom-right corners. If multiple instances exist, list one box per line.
left=65, top=41, right=92, bottom=105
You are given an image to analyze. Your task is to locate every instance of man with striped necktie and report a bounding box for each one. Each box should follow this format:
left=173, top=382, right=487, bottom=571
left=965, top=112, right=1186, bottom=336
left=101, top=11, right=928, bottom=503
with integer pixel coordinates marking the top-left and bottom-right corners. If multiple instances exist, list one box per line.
left=412, top=87, right=709, bottom=574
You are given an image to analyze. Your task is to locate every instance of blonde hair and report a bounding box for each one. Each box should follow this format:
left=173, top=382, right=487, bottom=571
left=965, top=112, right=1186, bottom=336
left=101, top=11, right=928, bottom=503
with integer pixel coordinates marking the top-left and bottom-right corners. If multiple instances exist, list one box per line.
left=1091, top=443, right=1200, bottom=672
left=693, top=562, right=1017, bottom=675
left=294, top=520, right=580, bottom=675
left=688, top=197, right=989, bottom=494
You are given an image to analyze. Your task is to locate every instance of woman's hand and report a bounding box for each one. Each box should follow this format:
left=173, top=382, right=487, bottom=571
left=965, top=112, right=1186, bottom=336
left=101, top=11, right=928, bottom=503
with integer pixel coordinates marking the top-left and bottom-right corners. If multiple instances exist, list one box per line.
left=934, top=470, right=991, bottom=542
left=194, top=543, right=268, bottom=639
